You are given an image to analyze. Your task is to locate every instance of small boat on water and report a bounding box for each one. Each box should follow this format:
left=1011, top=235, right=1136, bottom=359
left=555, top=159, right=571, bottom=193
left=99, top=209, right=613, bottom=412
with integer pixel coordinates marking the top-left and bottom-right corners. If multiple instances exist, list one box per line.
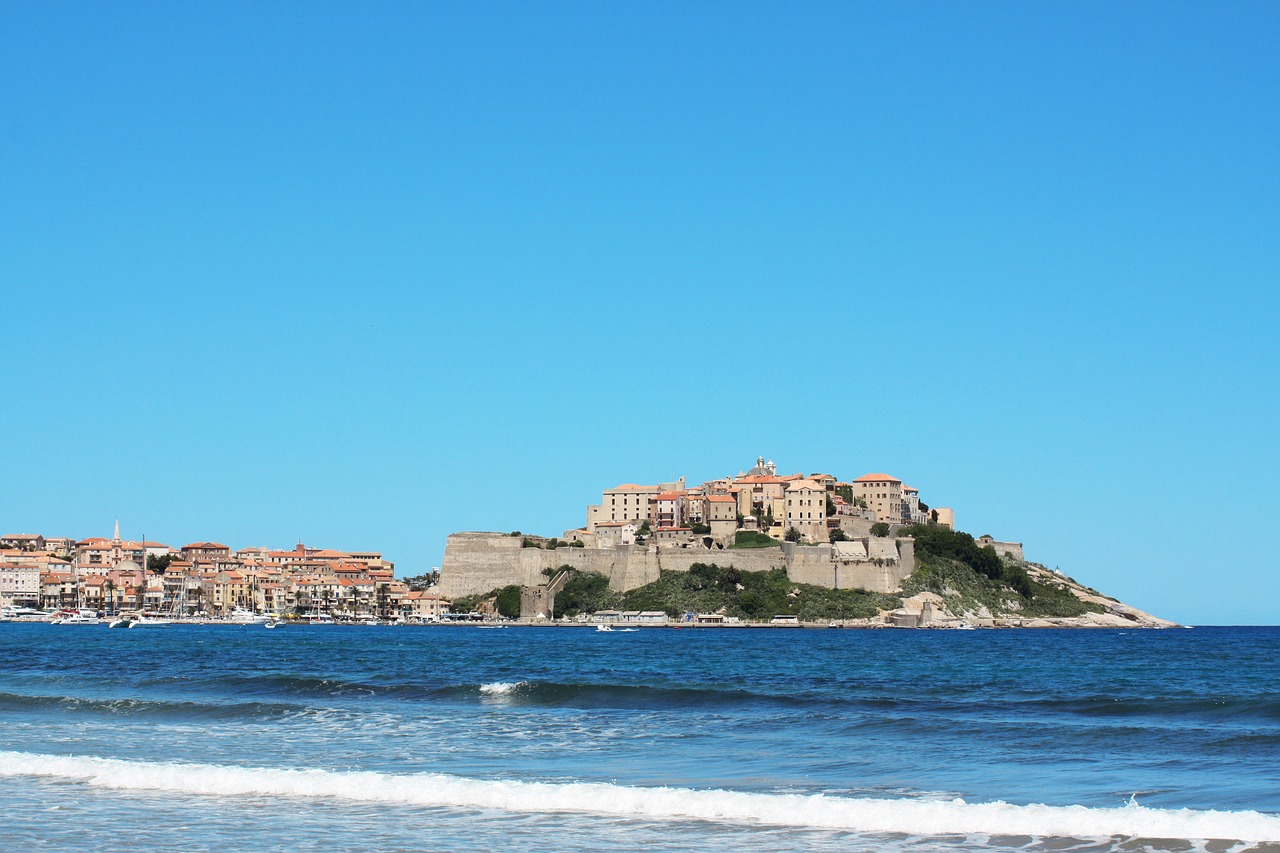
left=52, top=608, right=101, bottom=625
left=263, top=618, right=280, bottom=629
left=1, top=606, right=48, bottom=622
left=131, top=613, right=174, bottom=627
left=596, top=624, right=614, bottom=632
left=230, top=607, right=272, bottom=625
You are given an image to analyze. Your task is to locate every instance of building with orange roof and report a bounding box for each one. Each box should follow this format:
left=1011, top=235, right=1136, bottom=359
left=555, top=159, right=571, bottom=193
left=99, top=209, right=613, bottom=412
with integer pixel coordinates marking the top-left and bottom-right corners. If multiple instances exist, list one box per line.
left=404, top=590, right=451, bottom=622
left=181, top=542, right=232, bottom=560
left=585, top=476, right=686, bottom=532
left=783, top=479, right=828, bottom=544
left=851, top=473, right=909, bottom=525
left=649, top=491, right=686, bottom=529
left=0, top=561, right=41, bottom=607
left=0, top=534, right=45, bottom=551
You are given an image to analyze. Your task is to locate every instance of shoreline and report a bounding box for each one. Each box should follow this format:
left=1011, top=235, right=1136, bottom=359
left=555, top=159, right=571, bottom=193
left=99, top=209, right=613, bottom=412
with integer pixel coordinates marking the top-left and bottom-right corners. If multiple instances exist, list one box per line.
left=0, top=616, right=1182, bottom=630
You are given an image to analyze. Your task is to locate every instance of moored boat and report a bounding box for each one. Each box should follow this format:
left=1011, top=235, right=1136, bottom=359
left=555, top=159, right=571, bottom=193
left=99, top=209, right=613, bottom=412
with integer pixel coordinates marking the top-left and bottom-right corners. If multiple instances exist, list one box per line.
left=229, top=607, right=271, bottom=625
left=52, top=608, right=101, bottom=625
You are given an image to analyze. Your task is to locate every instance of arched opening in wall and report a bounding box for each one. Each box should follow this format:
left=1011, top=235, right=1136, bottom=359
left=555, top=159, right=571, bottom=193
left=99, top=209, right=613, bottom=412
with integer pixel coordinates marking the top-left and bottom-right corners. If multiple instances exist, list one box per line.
left=702, top=537, right=714, bottom=549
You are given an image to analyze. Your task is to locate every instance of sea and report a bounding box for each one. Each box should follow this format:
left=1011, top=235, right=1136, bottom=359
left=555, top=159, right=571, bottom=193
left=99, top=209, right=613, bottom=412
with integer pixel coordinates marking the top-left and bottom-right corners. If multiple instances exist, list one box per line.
left=1, top=623, right=1277, bottom=852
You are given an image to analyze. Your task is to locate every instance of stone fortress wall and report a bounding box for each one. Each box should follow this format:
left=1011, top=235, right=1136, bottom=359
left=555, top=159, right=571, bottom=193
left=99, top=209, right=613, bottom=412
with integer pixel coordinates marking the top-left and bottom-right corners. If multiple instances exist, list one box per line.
left=438, top=531, right=916, bottom=599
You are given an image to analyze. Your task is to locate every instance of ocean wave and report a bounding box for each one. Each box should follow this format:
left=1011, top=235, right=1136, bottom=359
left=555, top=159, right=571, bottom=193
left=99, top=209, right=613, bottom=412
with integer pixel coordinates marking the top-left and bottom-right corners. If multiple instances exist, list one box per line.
left=0, top=691, right=304, bottom=721
left=479, top=681, right=527, bottom=695
left=147, top=674, right=818, bottom=708
left=126, top=674, right=1280, bottom=723
left=0, top=751, right=1277, bottom=842
left=1030, top=695, right=1280, bottom=722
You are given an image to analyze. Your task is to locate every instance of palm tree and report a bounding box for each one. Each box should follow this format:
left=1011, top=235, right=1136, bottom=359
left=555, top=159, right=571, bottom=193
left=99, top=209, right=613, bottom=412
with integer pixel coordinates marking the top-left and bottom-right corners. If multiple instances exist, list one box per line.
left=187, top=585, right=205, bottom=616
left=103, top=579, right=116, bottom=615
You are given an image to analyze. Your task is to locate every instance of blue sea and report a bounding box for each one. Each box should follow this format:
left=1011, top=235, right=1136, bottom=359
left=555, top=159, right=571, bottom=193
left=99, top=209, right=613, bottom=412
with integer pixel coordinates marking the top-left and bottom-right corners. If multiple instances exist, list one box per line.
left=1, top=623, right=1277, bottom=851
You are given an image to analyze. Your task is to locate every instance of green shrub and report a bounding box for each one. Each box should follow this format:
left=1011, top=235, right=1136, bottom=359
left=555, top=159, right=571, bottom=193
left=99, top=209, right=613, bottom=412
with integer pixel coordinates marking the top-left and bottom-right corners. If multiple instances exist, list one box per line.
left=553, top=571, right=618, bottom=618
left=615, top=564, right=898, bottom=621
left=731, top=530, right=781, bottom=548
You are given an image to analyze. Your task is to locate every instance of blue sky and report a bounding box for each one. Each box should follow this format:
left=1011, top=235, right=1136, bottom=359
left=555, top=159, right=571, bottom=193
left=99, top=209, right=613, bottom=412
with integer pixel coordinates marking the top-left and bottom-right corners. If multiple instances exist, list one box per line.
left=2, top=2, right=1276, bottom=625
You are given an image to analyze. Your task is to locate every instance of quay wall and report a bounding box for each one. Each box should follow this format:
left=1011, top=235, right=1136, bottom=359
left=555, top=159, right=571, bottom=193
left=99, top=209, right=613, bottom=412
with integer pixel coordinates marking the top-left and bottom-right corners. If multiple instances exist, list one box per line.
left=439, top=532, right=915, bottom=598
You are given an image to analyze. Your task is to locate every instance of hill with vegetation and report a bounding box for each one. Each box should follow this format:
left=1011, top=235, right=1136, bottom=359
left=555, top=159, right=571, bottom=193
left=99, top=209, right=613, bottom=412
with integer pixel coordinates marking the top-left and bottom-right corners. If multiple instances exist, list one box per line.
left=897, top=525, right=1105, bottom=619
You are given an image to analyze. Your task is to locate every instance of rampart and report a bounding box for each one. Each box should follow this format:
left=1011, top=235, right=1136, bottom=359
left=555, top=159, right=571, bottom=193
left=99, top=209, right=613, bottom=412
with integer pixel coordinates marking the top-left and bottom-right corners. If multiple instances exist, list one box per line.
left=439, top=531, right=916, bottom=598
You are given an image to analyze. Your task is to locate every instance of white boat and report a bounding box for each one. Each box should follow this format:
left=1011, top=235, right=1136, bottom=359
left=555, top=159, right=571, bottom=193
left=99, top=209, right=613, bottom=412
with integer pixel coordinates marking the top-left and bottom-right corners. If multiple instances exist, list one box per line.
left=52, top=608, right=101, bottom=625
left=596, top=623, right=614, bottom=632
left=1, top=606, right=48, bottom=622
left=230, top=607, right=271, bottom=625
left=263, top=618, right=280, bottom=629
left=300, top=613, right=335, bottom=625
left=130, top=614, right=174, bottom=627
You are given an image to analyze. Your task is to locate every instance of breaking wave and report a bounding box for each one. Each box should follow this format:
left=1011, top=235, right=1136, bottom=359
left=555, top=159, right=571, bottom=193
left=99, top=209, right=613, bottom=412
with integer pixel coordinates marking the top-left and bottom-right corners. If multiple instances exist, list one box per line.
left=1, top=751, right=1278, bottom=842
left=478, top=681, right=526, bottom=695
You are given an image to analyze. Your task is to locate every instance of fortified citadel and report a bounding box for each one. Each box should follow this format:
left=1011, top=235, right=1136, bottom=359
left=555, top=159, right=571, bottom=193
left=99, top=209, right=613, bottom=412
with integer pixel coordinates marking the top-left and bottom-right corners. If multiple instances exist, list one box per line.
left=439, top=457, right=1024, bottom=611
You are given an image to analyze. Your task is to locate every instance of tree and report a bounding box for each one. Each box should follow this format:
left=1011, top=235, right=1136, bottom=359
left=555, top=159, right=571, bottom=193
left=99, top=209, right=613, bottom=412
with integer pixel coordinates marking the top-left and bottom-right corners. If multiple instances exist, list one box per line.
left=785, top=527, right=802, bottom=542
left=829, top=528, right=848, bottom=542
left=495, top=585, right=522, bottom=619
left=403, top=571, right=439, bottom=590
left=188, top=585, right=205, bottom=615
left=870, top=522, right=891, bottom=537
left=147, top=553, right=174, bottom=575
left=825, top=497, right=837, bottom=516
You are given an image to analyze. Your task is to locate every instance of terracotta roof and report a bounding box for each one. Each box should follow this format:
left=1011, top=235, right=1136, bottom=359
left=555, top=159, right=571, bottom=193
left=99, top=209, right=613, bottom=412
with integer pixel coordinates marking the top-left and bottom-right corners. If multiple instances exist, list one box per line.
left=706, top=495, right=736, bottom=502
left=853, top=473, right=901, bottom=483
left=652, top=492, right=684, bottom=501
left=182, top=542, right=230, bottom=550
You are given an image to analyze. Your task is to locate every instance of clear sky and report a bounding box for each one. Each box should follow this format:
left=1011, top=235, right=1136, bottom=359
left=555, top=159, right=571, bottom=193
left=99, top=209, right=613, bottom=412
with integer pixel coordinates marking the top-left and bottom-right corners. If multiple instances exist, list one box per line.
left=2, top=2, right=1276, bottom=625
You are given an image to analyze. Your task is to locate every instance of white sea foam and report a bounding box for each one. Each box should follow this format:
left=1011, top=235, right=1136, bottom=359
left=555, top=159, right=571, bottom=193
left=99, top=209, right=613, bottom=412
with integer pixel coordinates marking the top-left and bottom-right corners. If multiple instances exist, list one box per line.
left=1, top=751, right=1278, bottom=841
left=478, top=681, right=525, bottom=695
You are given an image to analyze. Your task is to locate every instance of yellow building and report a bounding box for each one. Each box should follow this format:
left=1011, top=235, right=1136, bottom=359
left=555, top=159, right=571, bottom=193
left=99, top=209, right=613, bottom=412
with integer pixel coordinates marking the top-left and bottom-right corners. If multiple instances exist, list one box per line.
left=783, top=479, right=828, bottom=543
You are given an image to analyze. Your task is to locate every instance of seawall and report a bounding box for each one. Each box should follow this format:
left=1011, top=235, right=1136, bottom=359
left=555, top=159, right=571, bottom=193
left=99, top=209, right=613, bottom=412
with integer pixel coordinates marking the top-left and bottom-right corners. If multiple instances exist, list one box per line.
left=438, top=532, right=915, bottom=598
